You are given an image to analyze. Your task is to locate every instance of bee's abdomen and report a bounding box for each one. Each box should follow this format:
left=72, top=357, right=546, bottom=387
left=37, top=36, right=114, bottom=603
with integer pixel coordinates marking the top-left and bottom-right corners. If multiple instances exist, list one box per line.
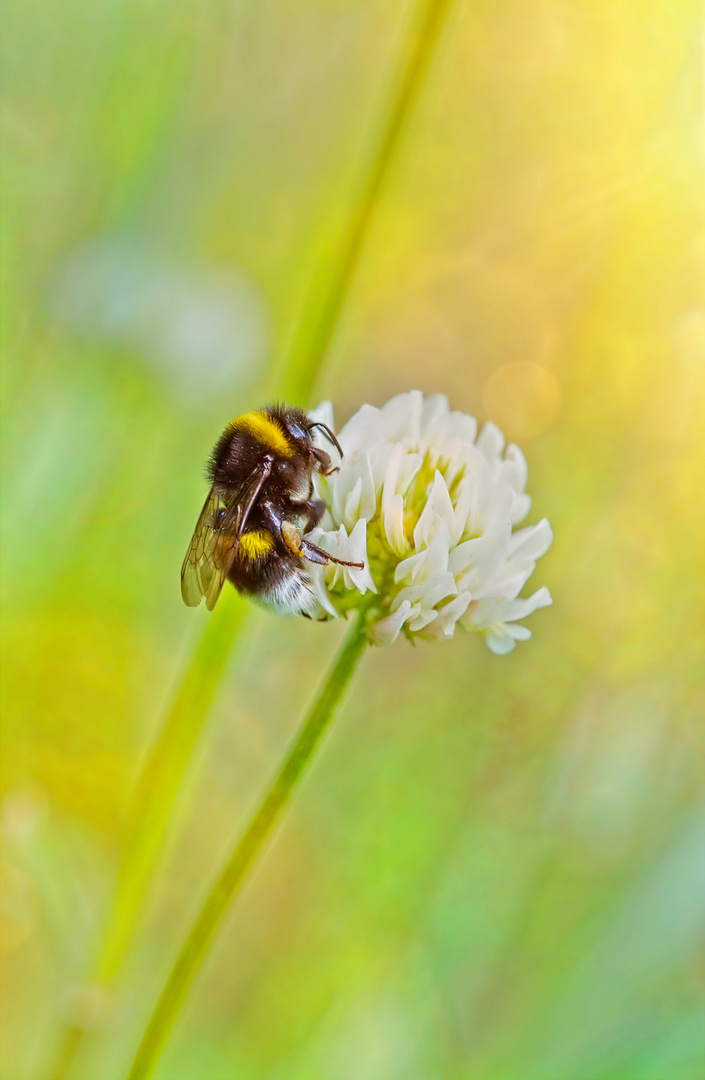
left=227, top=540, right=317, bottom=615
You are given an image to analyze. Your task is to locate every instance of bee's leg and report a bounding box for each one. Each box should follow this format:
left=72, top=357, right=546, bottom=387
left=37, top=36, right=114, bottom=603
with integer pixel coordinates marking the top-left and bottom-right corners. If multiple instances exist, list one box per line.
left=262, top=499, right=364, bottom=569
left=296, top=536, right=329, bottom=564
left=310, top=446, right=340, bottom=478
left=299, top=536, right=364, bottom=570
left=280, top=519, right=307, bottom=558
left=281, top=521, right=358, bottom=567
left=259, top=498, right=288, bottom=544
left=298, top=479, right=327, bottom=530
left=260, top=501, right=307, bottom=557
left=296, top=498, right=326, bottom=531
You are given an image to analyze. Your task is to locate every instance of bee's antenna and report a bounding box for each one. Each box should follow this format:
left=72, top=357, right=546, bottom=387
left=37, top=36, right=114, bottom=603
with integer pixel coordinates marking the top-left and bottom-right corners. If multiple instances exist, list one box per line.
left=309, top=422, right=343, bottom=457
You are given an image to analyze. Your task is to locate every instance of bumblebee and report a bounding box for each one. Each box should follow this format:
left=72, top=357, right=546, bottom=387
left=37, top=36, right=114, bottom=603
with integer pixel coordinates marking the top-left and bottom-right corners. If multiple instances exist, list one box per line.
left=181, top=404, right=363, bottom=616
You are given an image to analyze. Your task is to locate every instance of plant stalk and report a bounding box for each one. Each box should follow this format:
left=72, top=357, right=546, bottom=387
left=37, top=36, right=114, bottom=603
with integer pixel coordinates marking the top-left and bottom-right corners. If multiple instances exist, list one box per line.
left=48, top=592, right=248, bottom=1080
left=126, top=613, right=369, bottom=1080
left=274, top=0, right=453, bottom=405
left=100, top=590, right=249, bottom=982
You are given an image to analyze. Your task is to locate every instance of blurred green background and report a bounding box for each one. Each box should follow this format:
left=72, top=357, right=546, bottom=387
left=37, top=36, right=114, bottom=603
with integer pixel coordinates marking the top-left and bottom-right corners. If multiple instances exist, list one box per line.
left=1, top=2, right=704, bottom=1079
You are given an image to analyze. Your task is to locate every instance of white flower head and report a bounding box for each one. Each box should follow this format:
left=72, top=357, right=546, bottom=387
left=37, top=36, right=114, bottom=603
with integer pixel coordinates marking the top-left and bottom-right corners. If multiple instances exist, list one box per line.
left=307, top=391, right=553, bottom=653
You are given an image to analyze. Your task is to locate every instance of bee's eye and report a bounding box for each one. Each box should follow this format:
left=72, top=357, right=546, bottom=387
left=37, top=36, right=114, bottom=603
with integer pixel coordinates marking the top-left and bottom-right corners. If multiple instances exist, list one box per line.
left=287, top=422, right=307, bottom=442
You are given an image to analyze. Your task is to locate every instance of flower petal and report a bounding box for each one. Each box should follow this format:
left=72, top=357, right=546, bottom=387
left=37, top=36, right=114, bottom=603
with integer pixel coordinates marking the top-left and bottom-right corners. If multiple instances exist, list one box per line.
left=507, top=518, right=553, bottom=567
left=367, top=600, right=413, bottom=646
left=476, top=420, right=506, bottom=461
left=393, top=570, right=458, bottom=614
left=497, top=586, right=553, bottom=623
left=338, top=404, right=383, bottom=456
left=413, top=471, right=455, bottom=550
left=395, top=523, right=451, bottom=585
left=381, top=390, right=424, bottom=443
left=419, top=592, right=472, bottom=640
left=483, top=625, right=517, bottom=655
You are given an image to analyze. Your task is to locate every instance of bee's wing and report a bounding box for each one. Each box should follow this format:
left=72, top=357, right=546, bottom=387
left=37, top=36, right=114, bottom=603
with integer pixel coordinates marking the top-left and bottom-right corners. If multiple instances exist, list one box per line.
left=180, top=487, right=228, bottom=610
left=180, top=458, right=273, bottom=611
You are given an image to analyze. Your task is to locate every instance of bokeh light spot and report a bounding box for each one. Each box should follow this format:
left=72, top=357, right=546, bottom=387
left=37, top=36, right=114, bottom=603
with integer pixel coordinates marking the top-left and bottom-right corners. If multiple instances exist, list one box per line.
left=0, top=862, right=38, bottom=955
left=483, top=361, right=562, bottom=440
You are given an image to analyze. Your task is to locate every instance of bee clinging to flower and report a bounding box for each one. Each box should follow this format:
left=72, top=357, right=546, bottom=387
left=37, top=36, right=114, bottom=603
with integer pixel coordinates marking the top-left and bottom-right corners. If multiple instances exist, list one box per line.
left=181, top=404, right=364, bottom=616
left=182, top=392, right=552, bottom=653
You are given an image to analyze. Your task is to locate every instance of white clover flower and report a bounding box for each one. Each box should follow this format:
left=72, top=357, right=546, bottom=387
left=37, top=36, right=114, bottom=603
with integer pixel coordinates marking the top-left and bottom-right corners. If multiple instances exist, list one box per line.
left=307, top=391, right=552, bottom=653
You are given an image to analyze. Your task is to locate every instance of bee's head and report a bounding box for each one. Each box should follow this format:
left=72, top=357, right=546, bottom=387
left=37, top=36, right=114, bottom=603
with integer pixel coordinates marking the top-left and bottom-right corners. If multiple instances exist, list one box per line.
left=277, top=407, right=342, bottom=476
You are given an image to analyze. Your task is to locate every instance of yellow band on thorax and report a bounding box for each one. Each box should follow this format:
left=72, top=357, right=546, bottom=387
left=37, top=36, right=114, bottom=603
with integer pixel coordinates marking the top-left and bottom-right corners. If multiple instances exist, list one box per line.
left=231, top=410, right=294, bottom=457
left=238, top=530, right=275, bottom=560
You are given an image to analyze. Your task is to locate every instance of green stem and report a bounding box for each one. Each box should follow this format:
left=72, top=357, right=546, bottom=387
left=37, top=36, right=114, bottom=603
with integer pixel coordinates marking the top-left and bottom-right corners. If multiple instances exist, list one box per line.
left=274, top=0, right=453, bottom=405
left=49, top=592, right=248, bottom=1080
left=126, top=613, right=369, bottom=1080
left=100, top=589, right=249, bottom=983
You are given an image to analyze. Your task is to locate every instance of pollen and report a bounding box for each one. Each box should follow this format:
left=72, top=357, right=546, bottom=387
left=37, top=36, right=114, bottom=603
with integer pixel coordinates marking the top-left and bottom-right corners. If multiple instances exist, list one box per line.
left=231, top=410, right=294, bottom=457
left=238, top=530, right=275, bottom=560
left=281, top=520, right=305, bottom=557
